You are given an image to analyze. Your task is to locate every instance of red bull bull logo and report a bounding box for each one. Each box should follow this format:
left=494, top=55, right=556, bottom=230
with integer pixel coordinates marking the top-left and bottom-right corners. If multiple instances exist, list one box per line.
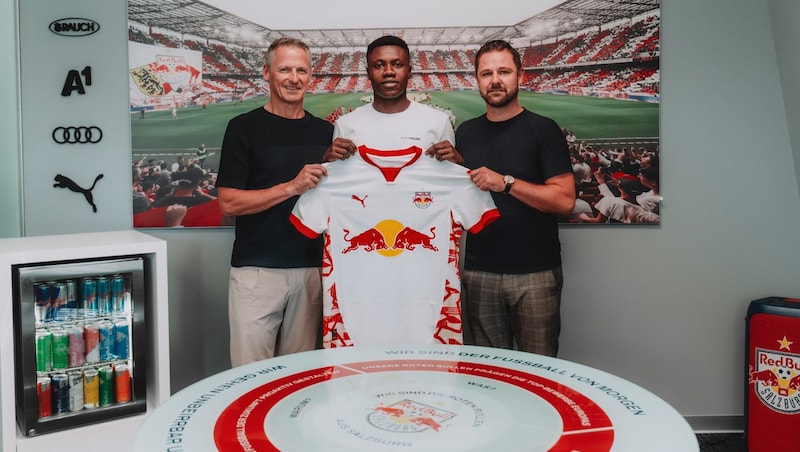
left=413, top=192, right=433, bottom=209
left=750, top=347, right=800, bottom=413
left=342, top=220, right=438, bottom=256
left=393, top=226, right=437, bottom=251
left=155, top=55, right=194, bottom=84
left=367, top=399, right=455, bottom=433
left=341, top=228, right=389, bottom=253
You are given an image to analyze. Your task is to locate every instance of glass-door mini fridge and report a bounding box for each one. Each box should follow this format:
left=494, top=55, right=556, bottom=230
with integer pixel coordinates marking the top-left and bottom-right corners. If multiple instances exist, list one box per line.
left=0, top=230, right=170, bottom=451
left=13, top=256, right=147, bottom=436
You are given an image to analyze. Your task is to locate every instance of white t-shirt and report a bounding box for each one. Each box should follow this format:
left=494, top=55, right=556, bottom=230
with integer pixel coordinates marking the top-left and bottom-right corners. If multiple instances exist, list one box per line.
left=291, top=104, right=498, bottom=347
left=636, top=190, right=661, bottom=213
left=333, top=101, right=455, bottom=149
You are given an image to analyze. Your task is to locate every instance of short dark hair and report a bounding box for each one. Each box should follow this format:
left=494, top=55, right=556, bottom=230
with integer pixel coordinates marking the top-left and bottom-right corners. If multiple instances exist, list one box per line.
left=474, top=40, right=522, bottom=74
left=367, top=35, right=409, bottom=60
left=639, top=167, right=659, bottom=183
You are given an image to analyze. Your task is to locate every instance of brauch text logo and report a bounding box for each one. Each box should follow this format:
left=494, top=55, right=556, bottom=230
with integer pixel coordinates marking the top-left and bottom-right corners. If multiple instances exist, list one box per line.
left=49, top=18, right=100, bottom=37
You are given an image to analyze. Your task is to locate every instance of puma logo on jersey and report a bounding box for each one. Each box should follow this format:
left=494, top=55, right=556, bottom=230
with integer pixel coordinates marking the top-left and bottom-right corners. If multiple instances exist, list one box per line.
left=352, top=194, right=368, bottom=208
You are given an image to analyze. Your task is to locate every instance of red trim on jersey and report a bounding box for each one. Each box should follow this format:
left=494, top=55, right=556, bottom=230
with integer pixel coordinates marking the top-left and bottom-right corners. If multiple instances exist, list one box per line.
left=358, top=145, right=422, bottom=182
left=468, top=208, right=500, bottom=234
left=289, top=213, right=318, bottom=238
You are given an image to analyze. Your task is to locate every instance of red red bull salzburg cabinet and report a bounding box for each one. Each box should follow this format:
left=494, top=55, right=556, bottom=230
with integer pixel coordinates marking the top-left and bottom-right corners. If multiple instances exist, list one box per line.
left=745, top=296, right=800, bottom=451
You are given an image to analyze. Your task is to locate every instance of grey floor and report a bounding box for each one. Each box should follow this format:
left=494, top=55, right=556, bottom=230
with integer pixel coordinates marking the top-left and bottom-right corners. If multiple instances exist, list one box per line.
left=696, top=433, right=746, bottom=452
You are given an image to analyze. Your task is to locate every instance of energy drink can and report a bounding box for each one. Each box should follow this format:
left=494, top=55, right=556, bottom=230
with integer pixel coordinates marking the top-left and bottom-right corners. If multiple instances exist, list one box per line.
left=50, top=326, right=69, bottom=370
left=65, top=279, right=78, bottom=309
left=68, top=370, right=84, bottom=412
left=111, top=274, right=127, bottom=313
left=82, top=277, right=97, bottom=317
left=113, top=319, right=129, bottom=360
left=51, top=373, right=70, bottom=414
left=51, top=281, right=67, bottom=321
left=37, top=376, right=52, bottom=418
left=98, top=320, right=114, bottom=361
left=34, top=282, right=50, bottom=323
left=96, top=276, right=111, bottom=315
left=98, top=365, right=114, bottom=407
left=83, top=368, right=99, bottom=409
left=35, top=328, right=53, bottom=372
left=115, top=364, right=131, bottom=403
left=67, top=324, right=85, bottom=367
left=84, top=322, right=100, bottom=363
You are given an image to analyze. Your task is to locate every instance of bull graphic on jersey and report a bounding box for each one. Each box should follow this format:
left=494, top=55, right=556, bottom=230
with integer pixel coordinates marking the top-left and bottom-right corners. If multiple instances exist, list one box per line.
left=342, top=228, right=389, bottom=253
left=392, top=226, right=437, bottom=251
left=342, top=225, right=437, bottom=254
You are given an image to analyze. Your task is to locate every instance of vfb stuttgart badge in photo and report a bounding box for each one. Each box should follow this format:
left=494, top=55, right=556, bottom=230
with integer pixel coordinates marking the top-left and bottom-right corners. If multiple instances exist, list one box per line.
left=745, top=297, right=800, bottom=451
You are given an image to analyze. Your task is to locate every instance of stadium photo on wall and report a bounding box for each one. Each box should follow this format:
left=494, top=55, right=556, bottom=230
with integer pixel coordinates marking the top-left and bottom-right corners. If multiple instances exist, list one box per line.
left=128, top=0, right=660, bottom=228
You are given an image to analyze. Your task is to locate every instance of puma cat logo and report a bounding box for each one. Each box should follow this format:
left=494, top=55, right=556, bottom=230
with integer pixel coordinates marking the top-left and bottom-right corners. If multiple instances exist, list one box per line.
left=352, top=194, right=368, bottom=208
left=53, top=173, right=104, bottom=212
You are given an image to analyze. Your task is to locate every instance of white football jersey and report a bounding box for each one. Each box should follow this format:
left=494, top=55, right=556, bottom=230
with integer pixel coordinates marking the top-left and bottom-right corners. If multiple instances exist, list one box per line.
left=291, top=145, right=499, bottom=348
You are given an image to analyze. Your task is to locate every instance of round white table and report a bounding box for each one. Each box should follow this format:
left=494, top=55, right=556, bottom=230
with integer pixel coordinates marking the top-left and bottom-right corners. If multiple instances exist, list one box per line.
left=134, top=345, right=698, bottom=451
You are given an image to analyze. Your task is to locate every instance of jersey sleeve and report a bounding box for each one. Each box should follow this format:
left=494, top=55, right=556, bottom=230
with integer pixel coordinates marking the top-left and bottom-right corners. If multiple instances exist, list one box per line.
left=289, top=181, right=330, bottom=239
left=449, top=165, right=500, bottom=234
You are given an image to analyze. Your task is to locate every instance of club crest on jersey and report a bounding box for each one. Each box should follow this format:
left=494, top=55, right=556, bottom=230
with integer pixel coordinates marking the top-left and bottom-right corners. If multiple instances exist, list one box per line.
left=413, top=192, right=433, bottom=209
left=749, top=347, right=800, bottom=414
left=368, top=399, right=455, bottom=433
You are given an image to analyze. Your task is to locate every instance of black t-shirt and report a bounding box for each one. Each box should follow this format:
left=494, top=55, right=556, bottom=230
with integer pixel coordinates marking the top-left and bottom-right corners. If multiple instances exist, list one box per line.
left=216, top=107, right=333, bottom=268
left=456, top=109, right=572, bottom=273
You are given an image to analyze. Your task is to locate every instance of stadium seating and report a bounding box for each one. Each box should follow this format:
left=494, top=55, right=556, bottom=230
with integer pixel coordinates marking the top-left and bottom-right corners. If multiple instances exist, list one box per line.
left=128, top=13, right=660, bottom=101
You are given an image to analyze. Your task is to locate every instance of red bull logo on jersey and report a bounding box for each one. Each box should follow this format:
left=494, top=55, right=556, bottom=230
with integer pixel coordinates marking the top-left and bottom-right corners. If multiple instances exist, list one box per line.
left=368, top=399, right=456, bottom=433
left=413, top=192, right=433, bottom=209
left=750, top=345, right=800, bottom=414
left=393, top=226, right=437, bottom=251
left=342, top=228, right=389, bottom=253
left=342, top=220, right=437, bottom=256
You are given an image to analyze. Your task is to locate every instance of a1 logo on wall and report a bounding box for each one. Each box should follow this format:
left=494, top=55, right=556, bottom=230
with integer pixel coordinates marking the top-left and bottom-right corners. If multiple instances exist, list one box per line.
left=62, top=66, right=92, bottom=96
left=749, top=339, right=800, bottom=414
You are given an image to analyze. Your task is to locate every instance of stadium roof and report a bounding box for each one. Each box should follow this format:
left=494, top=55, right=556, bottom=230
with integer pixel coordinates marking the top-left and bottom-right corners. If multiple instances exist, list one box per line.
left=128, top=0, right=659, bottom=48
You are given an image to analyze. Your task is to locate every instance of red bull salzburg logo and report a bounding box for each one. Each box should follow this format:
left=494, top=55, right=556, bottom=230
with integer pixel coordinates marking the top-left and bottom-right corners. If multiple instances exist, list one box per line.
left=368, top=399, right=456, bottom=433
left=413, top=192, right=433, bottom=209
left=749, top=339, right=800, bottom=414
left=154, top=55, right=195, bottom=84
left=342, top=220, right=437, bottom=256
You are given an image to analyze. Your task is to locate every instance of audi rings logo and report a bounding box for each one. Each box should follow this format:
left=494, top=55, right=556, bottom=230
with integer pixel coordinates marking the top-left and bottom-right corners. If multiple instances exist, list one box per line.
left=52, top=126, right=103, bottom=144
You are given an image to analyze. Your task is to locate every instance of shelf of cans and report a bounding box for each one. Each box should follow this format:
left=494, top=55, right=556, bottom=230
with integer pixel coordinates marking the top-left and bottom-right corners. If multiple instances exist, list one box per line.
left=33, top=274, right=135, bottom=419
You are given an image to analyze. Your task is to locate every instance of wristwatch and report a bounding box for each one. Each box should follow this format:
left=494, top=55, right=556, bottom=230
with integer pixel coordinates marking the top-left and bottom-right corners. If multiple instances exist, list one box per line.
left=502, top=175, right=515, bottom=194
